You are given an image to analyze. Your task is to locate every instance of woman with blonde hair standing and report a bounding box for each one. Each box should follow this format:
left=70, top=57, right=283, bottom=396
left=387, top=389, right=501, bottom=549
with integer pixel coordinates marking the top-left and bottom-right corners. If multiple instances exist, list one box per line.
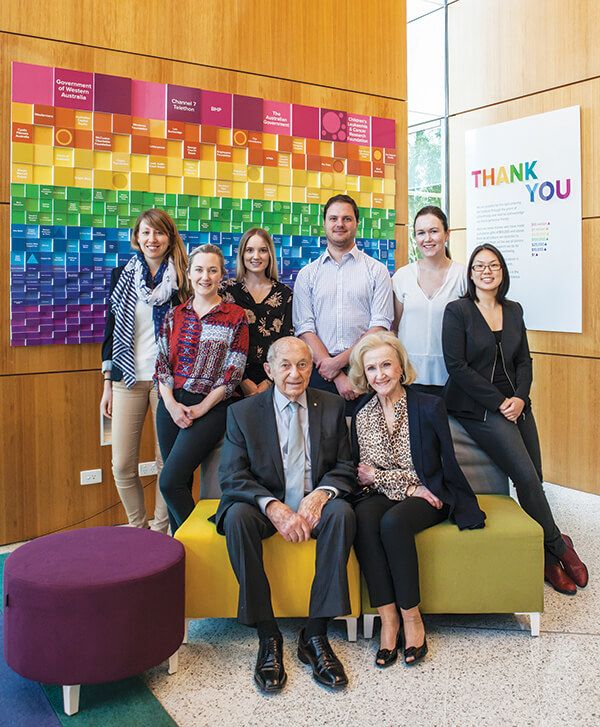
left=101, top=209, right=189, bottom=532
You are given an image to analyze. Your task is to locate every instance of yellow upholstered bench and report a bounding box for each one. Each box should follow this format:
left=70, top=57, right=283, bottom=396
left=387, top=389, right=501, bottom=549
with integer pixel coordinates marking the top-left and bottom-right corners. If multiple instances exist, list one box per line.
left=362, top=495, right=544, bottom=638
left=174, top=499, right=362, bottom=641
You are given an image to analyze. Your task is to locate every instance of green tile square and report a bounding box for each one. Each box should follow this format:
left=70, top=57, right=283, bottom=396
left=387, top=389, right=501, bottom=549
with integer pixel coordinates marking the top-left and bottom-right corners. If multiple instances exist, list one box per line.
left=177, top=194, right=189, bottom=207
left=187, top=196, right=199, bottom=208
left=67, top=213, right=79, bottom=225
left=130, top=203, right=143, bottom=216
left=154, top=194, right=166, bottom=206
left=199, top=208, right=210, bottom=220
left=177, top=219, right=188, bottom=231
left=80, top=201, right=93, bottom=214
left=143, top=192, right=154, bottom=206
left=25, top=198, right=39, bottom=212
left=200, top=220, right=211, bottom=232
left=12, top=198, right=26, bottom=211
left=219, top=221, right=232, bottom=233
left=105, top=190, right=118, bottom=203
left=92, top=215, right=105, bottom=227
left=251, top=213, right=263, bottom=225
left=199, top=197, right=211, bottom=208
left=53, top=186, right=67, bottom=200
left=79, top=188, right=92, bottom=201
left=175, top=208, right=187, bottom=220
left=130, top=191, right=144, bottom=204
left=93, top=189, right=107, bottom=202
left=53, top=212, right=67, bottom=225
left=117, top=191, right=129, bottom=203
left=211, top=209, right=222, bottom=221
left=40, top=199, right=53, bottom=212
left=11, top=183, right=26, bottom=197
left=39, top=212, right=53, bottom=224
left=231, top=222, right=243, bottom=233
left=187, top=220, right=199, bottom=231
left=25, top=184, right=39, bottom=198
left=11, top=210, right=26, bottom=224
left=165, top=194, right=177, bottom=206
left=106, top=202, right=119, bottom=215
left=165, top=205, right=176, bottom=218
left=105, top=214, right=117, bottom=227
left=39, top=185, right=54, bottom=199
left=300, top=225, right=311, bottom=236
left=282, top=224, right=297, bottom=236
left=67, top=201, right=79, bottom=214
left=372, top=228, right=381, bottom=239
left=231, top=199, right=242, bottom=210
left=93, top=202, right=105, bottom=215
left=241, top=199, right=253, bottom=210
left=117, top=216, right=131, bottom=229
left=189, top=208, right=201, bottom=220
left=309, top=204, right=321, bottom=215
left=241, top=211, right=253, bottom=223
left=54, top=199, right=68, bottom=213
left=310, top=225, right=322, bottom=237
left=80, top=214, right=94, bottom=226
left=220, top=198, right=232, bottom=209
left=281, top=214, right=291, bottom=224
left=231, top=210, right=244, bottom=222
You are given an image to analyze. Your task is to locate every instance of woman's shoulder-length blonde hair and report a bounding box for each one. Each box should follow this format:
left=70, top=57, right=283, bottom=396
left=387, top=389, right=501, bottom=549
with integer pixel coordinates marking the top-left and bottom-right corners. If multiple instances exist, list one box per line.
left=236, top=228, right=279, bottom=281
left=348, top=331, right=417, bottom=394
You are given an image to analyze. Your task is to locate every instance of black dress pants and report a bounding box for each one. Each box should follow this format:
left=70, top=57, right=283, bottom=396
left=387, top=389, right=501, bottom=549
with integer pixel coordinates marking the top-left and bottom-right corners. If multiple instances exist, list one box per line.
left=223, top=498, right=356, bottom=626
left=354, top=493, right=449, bottom=610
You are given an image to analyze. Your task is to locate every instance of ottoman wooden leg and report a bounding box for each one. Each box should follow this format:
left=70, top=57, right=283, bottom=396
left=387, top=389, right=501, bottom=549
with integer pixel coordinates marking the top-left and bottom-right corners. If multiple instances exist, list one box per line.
left=363, top=613, right=378, bottom=639
left=334, top=616, right=358, bottom=641
left=183, top=618, right=190, bottom=644
left=63, top=684, right=80, bottom=715
left=168, top=650, right=179, bottom=675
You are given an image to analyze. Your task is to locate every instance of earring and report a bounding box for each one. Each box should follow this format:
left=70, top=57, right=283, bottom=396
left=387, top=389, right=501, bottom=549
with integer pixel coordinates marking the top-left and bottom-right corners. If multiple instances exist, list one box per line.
left=400, top=373, right=406, bottom=384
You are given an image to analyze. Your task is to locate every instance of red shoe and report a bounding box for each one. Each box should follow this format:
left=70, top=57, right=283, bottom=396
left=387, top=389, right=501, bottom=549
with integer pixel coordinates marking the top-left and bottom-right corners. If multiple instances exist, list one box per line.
left=560, top=534, right=589, bottom=588
left=544, top=562, right=577, bottom=595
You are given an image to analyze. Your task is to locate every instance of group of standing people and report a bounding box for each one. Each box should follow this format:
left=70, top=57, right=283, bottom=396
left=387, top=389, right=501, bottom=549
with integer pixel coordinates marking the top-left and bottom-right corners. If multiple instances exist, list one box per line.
left=100, top=194, right=588, bottom=693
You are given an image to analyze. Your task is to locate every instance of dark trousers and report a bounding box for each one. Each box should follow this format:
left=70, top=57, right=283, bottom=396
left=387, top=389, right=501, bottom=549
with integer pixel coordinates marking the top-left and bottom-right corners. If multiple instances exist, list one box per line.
left=156, top=389, right=229, bottom=533
left=457, top=409, right=566, bottom=564
left=223, top=498, right=356, bottom=626
left=308, top=368, right=357, bottom=417
left=354, top=494, right=449, bottom=610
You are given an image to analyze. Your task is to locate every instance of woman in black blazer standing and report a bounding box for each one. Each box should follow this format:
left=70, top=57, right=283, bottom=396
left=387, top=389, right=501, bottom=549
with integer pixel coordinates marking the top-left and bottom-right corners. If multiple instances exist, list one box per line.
left=442, top=243, right=588, bottom=596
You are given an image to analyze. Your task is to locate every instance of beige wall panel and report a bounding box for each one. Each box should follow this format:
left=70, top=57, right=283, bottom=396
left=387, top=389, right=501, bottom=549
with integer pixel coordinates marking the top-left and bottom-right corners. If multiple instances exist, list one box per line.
left=447, top=223, right=600, bottom=359
left=448, top=78, right=600, bottom=228
left=531, top=353, right=600, bottom=496
left=394, top=225, right=409, bottom=270
left=0, top=370, right=161, bottom=545
left=448, top=0, right=600, bottom=114
left=1, top=0, right=406, bottom=100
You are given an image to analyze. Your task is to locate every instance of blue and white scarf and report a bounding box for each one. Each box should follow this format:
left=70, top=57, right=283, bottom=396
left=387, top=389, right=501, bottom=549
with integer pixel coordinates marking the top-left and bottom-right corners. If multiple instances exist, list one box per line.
left=110, top=253, right=178, bottom=388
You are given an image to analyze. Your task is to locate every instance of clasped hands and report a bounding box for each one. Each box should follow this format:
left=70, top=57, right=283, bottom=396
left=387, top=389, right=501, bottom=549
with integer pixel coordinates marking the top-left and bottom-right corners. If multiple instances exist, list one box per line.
left=357, top=462, right=443, bottom=509
left=316, top=357, right=359, bottom=401
left=167, top=400, right=208, bottom=429
left=265, top=489, right=330, bottom=542
left=499, top=396, right=525, bottom=423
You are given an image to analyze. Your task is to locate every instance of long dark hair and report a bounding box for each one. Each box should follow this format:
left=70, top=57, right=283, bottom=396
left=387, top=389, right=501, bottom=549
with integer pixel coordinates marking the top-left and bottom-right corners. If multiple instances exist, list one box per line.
left=414, top=205, right=451, bottom=259
left=465, top=243, right=510, bottom=303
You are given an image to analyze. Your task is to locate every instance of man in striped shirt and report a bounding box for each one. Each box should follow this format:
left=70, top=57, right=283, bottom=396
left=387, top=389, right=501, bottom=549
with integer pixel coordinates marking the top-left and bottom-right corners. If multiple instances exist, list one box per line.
left=293, top=194, right=394, bottom=414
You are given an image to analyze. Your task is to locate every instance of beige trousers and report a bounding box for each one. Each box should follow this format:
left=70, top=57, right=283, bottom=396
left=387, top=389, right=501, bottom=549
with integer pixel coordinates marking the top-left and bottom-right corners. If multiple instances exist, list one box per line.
left=111, top=380, right=169, bottom=532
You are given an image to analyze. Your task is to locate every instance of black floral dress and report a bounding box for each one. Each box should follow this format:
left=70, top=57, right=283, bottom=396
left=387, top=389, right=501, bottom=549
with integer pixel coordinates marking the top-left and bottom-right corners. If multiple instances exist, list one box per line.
left=221, top=279, right=294, bottom=385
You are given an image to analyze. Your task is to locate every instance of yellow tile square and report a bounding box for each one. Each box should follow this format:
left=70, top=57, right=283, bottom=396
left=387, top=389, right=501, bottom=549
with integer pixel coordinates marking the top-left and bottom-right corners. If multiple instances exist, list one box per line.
left=346, top=175, right=360, bottom=192
left=247, top=182, right=264, bottom=199
left=306, top=188, right=320, bottom=203
left=131, top=154, right=149, bottom=173
left=183, top=160, right=199, bottom=177
left=320, top=172, right=334, bottom=189
left=167, top=158, right=183, bottom=176
left=276, top=185, right=291, bottom=202
left=184, top=178, right=202, bottom=196
left=371, top=178, right=384, bottom=194
left=200, top=179, right=216, bottom=196
left=74, top=111, right=93, bottom=130
left=291, top=186, right=306, bottom=203
left=333, top=173, right=346, bottom=189
left=277, top=153, right=290, bottom=168
left=372, top=194, right=385, bottom=209
left=12, top=103, right=33, bottom=123
left=148, top=174, right=166, bottom=193
left=232, top=164, right=247, bottom=181
left=112, top=153, right=131, bottom=172
left=359, top=176, right=373, bottom=192
left=54, top=148, right=74, bottom=167
left=262, top=134, right=277, bottom=151
left=199, top=144, right=215, bottom=161
left=33, top=165, right=53, bottom=185
left=278, top=168, right=292, bottom=186
left=149, top=156, right=167, bottom=173
left=247, top=166, right=262, bottom=183
left=320, top=189, right=333, bottom=204
left=94, top=169, right=114, bottom=188
left=130, top=173, right=149, bottom=191
left=94, top=151, right=112, bottom=170
left=384, top=165, right=395, bottom=179
left=112, top=134, right=129, bottom=153
left=232, top=147, right=247, bottom=164
left=167, top=140, right=183, bottom=158
left=263, top=166, right=279, bottom=185
left=231, top=182, right=247, bottom=199
left=216, top=128, right=232, bottom=145
left=74, top=168, right=93, bottom=187
left=216, top=161, right=233, bottom=180
left=383, top=179, right=396, bottom=195
left=74, top=148, right=94, bottom=168
left=306, top=171, right=319, bottom=188
left=216, top=180, right=232, bottom=196
left=384, top=194, right=395, bottom=209
left=199, top=160, right=216, bottom=179
left=149, top=120, right=166, bottom=137
left=12, top=142, right=34, bottom=164
left=358, top=192, right=371, bottom=208
left=54, top=167, right=74, bottom=186
left=33, top=126, right=53, bottom=146
left=320, top=141, right=333, bottom=156
left=292, top=170, right=307, bottom=187
left=263, top=184, right=277, bottom=200
left=166, top=176, right=182, bottom=194
left=12, top=163, right=33, bottom=183
left=34, top=144, right=54, bottom=166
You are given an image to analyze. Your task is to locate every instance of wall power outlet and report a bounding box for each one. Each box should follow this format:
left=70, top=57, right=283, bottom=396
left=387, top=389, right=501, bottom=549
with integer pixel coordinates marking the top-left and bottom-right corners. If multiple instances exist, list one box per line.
left=80, top=469, right=102, bottom=485
left=139, top=461, right=158, bottom=476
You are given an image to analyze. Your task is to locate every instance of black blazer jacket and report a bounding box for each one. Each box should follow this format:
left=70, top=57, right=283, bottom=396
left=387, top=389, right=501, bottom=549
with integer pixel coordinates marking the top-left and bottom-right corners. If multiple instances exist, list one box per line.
left=350, top=387, right=486, bottom=530
left=442, top=297, right=532, bottom=421
left=215, top=387, right=356, bottom=534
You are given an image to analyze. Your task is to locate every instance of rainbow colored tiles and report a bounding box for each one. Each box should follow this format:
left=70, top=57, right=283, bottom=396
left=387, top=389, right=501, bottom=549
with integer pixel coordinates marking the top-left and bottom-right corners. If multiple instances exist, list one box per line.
left=10, top=62, right=397, bottom=346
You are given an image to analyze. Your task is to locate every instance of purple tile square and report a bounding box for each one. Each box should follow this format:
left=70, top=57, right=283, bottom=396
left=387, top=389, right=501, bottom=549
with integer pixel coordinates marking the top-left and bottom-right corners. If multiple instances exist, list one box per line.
left=233, top=95, right=263, bottom=133
left=292, top=105, right=320, bottom=139
left=94, top=73, right=132, bottom=115
left=167, top=84, right=202, bottom=124
left=371, top=117, right=396, bottom=148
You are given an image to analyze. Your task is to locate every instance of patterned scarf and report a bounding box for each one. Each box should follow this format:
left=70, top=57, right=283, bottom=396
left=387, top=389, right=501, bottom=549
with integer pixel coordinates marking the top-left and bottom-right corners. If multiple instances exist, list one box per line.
left=110, top=252, right=178, bottom=388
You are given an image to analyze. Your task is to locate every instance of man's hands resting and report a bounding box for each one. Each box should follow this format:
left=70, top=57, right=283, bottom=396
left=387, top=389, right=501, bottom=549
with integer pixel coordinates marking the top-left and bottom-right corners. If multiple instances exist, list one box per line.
left=265, top=489, right=330, bottom=542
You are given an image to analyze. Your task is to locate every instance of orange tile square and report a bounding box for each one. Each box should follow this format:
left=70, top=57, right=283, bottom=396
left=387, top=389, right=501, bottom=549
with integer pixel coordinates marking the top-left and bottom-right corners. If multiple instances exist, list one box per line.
left=74, top=111, right=93, bottom=130
left=148, top=137, right=167, bottom=155
left=247, top=131, right=262, bottom=148
left=167, top=140, right=182, bottom=157
left=112, top=153, right=131, bottom=171
left=216, top=145, right=233, bottom=162
left=132, top=117, right=151, bottom=135
left=55, top=107, right=76, bottom=128
left=232, top=129, right=249, bottom=147
left=131, top=136, right=150, bottom=155
left=34, top=126, right=53, bottom=145
left=54, top=166, right=74, bottom=186
left=306, top=155, right=321, bottom=172
left=333, top=142, right=348, bottom=159
left=248, top=149, right=263, bottom=166
left=75, top=130, right=93, bottom=149
left=277, top=153, right=290, bottom=168
left=55, top=128, right=75, bottom=148
left=149, top=156, right=167, bottom=173
left=74, top=168, right=93, bottom=187
left=232, top=147, right=247, bottom=164
left=360, top=161, right=372, bottom=176
left=292, top=138, right=305, bottom=153
left=112, top=135, right=129, bottom=153
left=113, top=114, right=132, bottom=134
left=217, top=128, right=232, bottom=145
left=291, top=154, right=306, bottom=170
left=94, top=132, right=113, bottom=151
left=347, top=145, right=361, bottom=161
left=216, top=180, right=233, bottom=196
left=130, top=172, right=149, bottom=191
left=278, top=135, right=293, bottom=152
left=184, top=177, right=202, bottom=195
left=263, top=151, right=278, bottom=167
left=201, top=125, right=217, bottom=144
left=94, top=112, right=112, bottom=132
left=373, top=162, right=385, bottom=178
left=12, top=123, right=33, bottom=144
left=148, top=174, right=166, bottom=193
left=199, top=144, right=215, bottom=161
left=185, top=123, right=200, bottom=142
left=149, top=119, right=166, bottom=137
left=358, top=146, right=371, bottom=162
left=167, top=120, right=185, bottom=140
left=12, top=103, right=33, bottom=124
left=306, top=139, right=320, bottom=156
left=320, top=157, right=333, bottom=172
left=34, top=105, right=55, bottom=126
left=184, top=142, right=200, bottom=159
left=262, top=133, right=277, bottom=151
left=384, top=149, right=397, bottom=164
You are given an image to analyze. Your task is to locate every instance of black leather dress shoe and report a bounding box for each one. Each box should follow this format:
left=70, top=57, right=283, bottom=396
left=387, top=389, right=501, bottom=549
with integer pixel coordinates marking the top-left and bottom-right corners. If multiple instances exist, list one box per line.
left=297, top=632, right=348, bottom=689
left=254, top=636, right=287, bottom=693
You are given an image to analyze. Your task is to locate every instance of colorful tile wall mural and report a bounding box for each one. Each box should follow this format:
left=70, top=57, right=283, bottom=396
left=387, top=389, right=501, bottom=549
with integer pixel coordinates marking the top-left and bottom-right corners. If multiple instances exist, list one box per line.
left=10, top=62, right=397, bottom=346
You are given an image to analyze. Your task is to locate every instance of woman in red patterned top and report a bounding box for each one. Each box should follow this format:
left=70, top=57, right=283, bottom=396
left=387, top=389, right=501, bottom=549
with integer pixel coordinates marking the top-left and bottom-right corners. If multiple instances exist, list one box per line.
left=155, top=244, right=248, bottom=532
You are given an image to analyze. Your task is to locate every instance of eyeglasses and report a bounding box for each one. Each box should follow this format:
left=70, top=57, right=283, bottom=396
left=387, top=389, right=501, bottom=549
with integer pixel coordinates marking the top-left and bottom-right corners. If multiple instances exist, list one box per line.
left=471, top=262, right=501, bottom=272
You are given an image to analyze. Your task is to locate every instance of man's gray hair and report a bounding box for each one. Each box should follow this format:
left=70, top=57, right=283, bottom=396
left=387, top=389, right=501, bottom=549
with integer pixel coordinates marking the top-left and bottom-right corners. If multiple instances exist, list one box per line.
left=266, top=337, right=313, bottom=366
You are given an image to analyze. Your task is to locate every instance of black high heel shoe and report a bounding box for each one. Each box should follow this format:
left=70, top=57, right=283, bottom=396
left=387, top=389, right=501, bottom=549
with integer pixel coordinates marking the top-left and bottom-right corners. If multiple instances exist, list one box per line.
left=375, top=629, right=402, bottom=668
left=403, top=636, right=428, bottom=666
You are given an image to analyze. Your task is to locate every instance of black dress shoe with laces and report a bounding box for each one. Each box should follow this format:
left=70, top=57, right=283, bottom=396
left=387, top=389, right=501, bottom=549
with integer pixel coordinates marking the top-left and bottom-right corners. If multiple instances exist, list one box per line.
left=297, top=631, right=348, bottom=689
left=254, top=636, right=287, bottom=693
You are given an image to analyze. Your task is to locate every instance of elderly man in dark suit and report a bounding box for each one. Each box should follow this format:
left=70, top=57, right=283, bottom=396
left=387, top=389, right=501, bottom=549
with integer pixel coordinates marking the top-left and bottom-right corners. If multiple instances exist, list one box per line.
left=216, top=336, right=356, bottom=693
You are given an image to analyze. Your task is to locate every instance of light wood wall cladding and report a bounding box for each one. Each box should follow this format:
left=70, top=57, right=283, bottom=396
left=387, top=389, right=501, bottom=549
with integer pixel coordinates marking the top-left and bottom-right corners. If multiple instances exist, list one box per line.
left=448, top=78, right=600, bottom=227
left=0, top=4, right=407, bottom=542
left=448, top=0, right=600, bottom=115
left=0, top=0, right=407, bottom=100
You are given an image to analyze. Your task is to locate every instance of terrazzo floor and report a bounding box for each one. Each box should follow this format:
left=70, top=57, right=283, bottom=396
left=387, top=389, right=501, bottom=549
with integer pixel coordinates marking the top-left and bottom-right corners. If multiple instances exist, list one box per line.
left=2, top=483, right=599, bottom=726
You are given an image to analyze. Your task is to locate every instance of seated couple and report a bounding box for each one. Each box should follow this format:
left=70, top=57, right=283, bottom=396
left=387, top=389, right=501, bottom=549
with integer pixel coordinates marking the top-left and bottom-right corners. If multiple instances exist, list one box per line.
left=216, top=333, right=486, bottom=693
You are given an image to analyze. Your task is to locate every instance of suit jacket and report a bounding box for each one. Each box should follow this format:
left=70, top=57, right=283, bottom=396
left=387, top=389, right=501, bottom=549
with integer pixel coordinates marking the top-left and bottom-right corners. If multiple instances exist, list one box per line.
left=350, top=387, right=486, bottom=530
left=442, top=297, right=532, bottom=420
left=216, top=387, right=356, bottom=534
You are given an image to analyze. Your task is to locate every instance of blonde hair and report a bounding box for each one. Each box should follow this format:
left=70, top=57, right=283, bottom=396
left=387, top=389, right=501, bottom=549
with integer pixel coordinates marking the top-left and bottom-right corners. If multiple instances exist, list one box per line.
left=348, top=331, right=417, bottom=393
left=188, top=244, right=227, bottom=276
left=236, top=228, right=279, bottom=281
left=131, top=208, right=190, bottom=301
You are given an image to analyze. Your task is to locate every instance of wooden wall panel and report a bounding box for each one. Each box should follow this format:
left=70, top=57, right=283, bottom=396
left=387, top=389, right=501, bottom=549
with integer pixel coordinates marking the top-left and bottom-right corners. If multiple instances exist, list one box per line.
left=448, top=0, right=600, bottom=114
left=0, top=0, right=406, bottom=100
left=448, top=78, right=600, bottom=227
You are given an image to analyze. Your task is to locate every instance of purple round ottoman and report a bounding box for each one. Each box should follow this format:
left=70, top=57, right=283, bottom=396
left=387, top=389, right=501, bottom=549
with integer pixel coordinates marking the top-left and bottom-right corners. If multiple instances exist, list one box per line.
left=3, top=526, right=185, bottom=714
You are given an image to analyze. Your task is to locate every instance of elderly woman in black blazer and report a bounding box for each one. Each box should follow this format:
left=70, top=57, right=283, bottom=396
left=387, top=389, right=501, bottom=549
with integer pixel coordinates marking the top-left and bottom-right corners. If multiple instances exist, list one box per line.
left=348, top=331, right=485, bottom=668
left=442, top=243, right=588, bottom=596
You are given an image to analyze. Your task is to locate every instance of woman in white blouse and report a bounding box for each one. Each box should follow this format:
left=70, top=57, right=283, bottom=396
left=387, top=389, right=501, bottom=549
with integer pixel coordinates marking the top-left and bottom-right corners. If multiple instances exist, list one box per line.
left=392, top=207, right=466, bottom=396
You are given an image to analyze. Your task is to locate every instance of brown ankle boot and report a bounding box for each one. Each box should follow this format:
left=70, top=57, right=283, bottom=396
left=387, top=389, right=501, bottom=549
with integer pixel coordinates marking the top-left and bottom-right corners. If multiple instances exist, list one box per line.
left=544, top=562, right=577, bottom=595
left=560, top=534, right=589, bottom=588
